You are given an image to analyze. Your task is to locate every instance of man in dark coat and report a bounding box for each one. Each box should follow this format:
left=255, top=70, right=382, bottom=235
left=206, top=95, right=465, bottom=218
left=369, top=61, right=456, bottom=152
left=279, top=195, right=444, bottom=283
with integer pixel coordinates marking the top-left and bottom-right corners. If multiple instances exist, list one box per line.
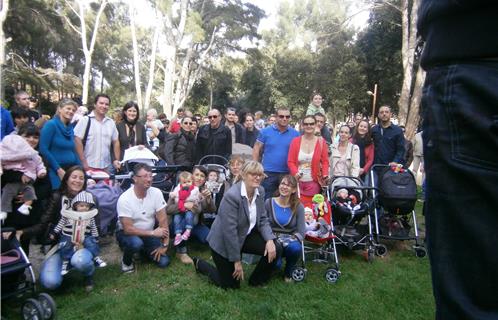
left=195, top=109, right=232, bottom=165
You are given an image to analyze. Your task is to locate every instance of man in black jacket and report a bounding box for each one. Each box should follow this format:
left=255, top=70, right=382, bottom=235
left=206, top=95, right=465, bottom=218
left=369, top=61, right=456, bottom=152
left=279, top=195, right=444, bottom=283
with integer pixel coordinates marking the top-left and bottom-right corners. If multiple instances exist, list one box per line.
left=418, top=1, right=498, bottom=319
left=196, top=109, right=232, bottom=165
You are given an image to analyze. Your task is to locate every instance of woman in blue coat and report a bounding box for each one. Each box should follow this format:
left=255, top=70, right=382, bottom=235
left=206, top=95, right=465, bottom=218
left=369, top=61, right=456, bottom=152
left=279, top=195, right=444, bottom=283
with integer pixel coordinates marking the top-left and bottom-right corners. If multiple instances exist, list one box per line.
left=39, top=99, right=81, bottom=190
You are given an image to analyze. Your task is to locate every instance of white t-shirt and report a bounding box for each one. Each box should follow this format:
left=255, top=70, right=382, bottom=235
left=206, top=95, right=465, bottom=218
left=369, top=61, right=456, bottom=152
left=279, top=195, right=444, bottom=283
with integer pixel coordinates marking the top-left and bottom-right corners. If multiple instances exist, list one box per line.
left=117, top=186, right=167, bottom=231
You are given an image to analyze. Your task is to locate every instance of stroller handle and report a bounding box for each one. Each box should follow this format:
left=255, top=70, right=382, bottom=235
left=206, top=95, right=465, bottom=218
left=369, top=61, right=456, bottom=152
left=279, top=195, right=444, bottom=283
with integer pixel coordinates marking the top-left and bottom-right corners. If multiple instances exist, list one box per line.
left=198, top=155, right=229, bottom=166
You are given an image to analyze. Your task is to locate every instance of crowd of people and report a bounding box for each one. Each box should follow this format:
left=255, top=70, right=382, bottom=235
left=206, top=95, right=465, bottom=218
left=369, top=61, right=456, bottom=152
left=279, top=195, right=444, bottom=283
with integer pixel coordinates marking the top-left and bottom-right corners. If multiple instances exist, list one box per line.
left=0, top=89, right=424, bottom=293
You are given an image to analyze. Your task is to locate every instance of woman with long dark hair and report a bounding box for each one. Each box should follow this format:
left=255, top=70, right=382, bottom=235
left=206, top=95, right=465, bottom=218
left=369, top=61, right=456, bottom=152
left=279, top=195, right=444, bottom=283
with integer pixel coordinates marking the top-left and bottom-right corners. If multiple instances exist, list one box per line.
left=352, top=119, right=374, bottom=179
left=266, top=175, right=305, bottom=282
left=116, top=101, right=148, bottom=160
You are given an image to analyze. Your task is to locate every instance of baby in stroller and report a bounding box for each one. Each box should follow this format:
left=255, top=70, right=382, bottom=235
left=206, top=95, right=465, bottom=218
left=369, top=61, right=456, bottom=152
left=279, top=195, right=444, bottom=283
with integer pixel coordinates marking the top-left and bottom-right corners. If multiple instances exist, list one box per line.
left=50, top=191, right=107, bottom=275
left=304, top=194, right=331, bottom=238
left=169, top=171, right=200, bottom=246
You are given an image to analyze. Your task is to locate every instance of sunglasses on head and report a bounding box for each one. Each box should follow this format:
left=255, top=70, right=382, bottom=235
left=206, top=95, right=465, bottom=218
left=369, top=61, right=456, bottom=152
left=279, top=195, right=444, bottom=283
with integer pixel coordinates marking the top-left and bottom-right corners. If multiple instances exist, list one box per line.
left=208, top=115, right=218, bottom=119
left=278, top=115, right=291, bottom=119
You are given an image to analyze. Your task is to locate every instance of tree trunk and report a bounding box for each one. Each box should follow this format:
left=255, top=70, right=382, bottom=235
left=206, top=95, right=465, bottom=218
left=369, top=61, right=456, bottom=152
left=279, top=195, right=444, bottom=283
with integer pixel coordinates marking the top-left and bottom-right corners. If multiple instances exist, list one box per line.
left=397, top=0, right=415, bottom=125
left=129, top=0, right=143, bottom=112
left=404, top=64, right=426, bottom=141
left=144, top=20, right=160, bottom=111
left=0, top=0, right=8, bottom=103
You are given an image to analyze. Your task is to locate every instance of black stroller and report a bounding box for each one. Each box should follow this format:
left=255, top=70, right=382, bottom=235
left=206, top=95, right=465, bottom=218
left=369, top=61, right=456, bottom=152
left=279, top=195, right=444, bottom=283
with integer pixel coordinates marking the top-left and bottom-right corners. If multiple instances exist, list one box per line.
left=197, top=155, right=229, bottom=226
left=1, top=227, right=57, bottom=319
left=329, top=176, right=383, bottom=262
left=370, top=164, right=427, bottom=258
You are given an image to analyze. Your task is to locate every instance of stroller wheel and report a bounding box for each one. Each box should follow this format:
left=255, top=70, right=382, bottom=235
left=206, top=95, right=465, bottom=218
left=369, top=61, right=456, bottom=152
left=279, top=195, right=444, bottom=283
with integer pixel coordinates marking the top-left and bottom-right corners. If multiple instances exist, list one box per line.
left=37, top=293, right=57, bottom=319
left=414, top=246, right=427, bottom=258
left=324, top=268, right=340, bottom=283
left=291, top=267, right=306, bottom=282
left=21, top=298, right=44, bottom=320
left=375, top=244, right=388, bottom=257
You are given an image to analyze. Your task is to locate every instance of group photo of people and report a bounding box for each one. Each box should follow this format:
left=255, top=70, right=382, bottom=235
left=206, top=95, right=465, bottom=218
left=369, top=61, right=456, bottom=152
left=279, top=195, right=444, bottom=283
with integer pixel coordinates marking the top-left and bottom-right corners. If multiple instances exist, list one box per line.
left=2, top=0, right=497, bottom=319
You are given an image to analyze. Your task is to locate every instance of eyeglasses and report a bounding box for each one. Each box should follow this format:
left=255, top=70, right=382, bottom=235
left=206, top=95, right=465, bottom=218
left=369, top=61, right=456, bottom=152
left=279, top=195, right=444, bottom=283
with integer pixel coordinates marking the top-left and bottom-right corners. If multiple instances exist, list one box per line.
left=208, top=115, right=218, bottom=119
left=303, top=122, right=315, bottom=126
left=247, top=172, right=264, bottom=178
left=278, top=115, right=291, bottom=119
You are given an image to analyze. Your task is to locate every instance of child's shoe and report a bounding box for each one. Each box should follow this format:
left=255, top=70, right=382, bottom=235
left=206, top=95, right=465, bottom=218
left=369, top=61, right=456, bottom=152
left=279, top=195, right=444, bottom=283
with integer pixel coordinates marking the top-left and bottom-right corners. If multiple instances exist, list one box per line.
left=61, top=260, right=70, bottom=275
left=0, top=211, right=7, bottom=222
left=17, top=204, right=32, bottom=215
left=94, top=256, right=107, bottom=268
left=174, top=234, right=183, bottom=246
left=181, top=229, right=191, bottom=241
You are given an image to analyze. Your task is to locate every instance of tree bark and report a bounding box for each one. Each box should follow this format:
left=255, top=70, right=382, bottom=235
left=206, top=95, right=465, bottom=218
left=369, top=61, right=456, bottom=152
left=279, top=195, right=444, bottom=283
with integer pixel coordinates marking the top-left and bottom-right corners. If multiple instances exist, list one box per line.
left=404, top=64, right=426, bottom=140
left=0, top=0, right=9, bottom=103
left=144, top=19, right=160, bottom=111
left=129, top=0, right=143, bottom=112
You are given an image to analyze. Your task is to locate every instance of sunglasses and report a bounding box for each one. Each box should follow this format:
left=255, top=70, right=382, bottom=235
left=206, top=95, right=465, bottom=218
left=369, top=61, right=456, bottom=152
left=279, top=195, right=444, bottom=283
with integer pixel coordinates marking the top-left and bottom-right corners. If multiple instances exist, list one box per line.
left=278, top=115, right=291, bottom=119
left=208, top=115, right=218, bottom=119
left=303, top=122, right=315, bottom=126
left=183, top=122, right=193, bottom=125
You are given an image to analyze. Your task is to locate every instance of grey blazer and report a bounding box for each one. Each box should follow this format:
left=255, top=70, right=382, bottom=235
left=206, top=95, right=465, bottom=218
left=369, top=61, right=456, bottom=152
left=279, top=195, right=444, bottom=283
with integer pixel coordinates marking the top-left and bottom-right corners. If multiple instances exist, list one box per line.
left=207, top=182, right=275, bottom=262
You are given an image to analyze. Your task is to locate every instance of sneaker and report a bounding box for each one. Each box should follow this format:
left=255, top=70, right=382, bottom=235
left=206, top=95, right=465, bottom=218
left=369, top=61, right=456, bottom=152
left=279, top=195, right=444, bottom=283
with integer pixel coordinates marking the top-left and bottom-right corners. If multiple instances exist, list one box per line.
left=121, top=258, right=134, bottom=273
left=84, top=277, right=94, bottom=292
left=17, top=204, right=32, bottom=215
left=176, top=253, right=193, bottom=265
left=174, top=234, right=183, bottom=246
left=0, top=211, right=7, bottom=221
left=61, top=260, right=70, bottom=275
left=94, top=256, right=107, bottom=268
left=181, top=229, right=191, bottom=241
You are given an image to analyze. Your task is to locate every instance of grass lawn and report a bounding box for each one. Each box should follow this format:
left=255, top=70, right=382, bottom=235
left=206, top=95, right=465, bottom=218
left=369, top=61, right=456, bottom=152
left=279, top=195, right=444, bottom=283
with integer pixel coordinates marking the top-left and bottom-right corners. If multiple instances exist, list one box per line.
left=3, top=204, right=434, bottom=320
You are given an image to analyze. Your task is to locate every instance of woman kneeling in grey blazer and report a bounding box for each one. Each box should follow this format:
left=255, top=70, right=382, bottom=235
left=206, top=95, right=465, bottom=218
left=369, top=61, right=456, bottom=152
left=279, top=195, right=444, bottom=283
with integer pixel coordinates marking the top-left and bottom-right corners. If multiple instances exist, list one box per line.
left=193, top=161, right=282, bottom=289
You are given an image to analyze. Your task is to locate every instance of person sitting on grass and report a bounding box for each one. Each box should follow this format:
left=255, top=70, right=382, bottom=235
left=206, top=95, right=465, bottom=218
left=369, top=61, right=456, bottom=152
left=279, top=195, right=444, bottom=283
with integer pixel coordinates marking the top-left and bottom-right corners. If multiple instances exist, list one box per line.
left=116, top=163, right=170, bottom=273
left=193, top=161, right=282, bottom=289
left=50, top=191, right=107, bottom=276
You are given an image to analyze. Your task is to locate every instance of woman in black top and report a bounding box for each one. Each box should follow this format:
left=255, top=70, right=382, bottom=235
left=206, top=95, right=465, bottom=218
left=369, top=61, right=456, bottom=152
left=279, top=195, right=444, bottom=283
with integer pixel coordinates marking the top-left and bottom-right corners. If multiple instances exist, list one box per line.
left=116, top=101, right=147, bottom=160
left=163, top=117, right=196, bottom=167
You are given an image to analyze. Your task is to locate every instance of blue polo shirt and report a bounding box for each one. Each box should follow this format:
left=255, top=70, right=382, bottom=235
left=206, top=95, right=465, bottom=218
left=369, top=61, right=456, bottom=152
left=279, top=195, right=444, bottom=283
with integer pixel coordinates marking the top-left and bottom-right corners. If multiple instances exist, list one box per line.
left=257, top=124, right=300, bottom=173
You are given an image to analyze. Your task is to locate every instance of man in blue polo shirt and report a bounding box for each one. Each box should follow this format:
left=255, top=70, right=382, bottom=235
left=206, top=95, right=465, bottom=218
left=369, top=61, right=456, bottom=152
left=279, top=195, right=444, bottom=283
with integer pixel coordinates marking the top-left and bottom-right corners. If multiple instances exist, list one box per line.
left=371, top=105, right=405, bottom=167
left=252, top=107, right=299, bottom=200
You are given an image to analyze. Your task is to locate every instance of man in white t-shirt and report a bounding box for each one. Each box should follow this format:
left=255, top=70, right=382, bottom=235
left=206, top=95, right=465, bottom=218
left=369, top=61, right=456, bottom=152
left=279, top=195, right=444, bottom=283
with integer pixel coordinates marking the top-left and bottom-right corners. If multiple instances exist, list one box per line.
left=116, top=163, right=170, bottom=273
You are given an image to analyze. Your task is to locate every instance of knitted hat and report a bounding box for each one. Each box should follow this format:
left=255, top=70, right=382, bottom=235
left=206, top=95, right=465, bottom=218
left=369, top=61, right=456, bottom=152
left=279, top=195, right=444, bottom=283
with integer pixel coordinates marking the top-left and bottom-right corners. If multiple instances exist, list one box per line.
left=71, top=191, right=96, bottom=210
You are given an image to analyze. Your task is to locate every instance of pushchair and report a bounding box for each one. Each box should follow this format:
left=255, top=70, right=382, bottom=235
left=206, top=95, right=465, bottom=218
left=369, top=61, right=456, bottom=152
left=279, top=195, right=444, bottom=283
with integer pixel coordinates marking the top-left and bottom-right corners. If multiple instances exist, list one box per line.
left=370, top=164, right=427, bottom=258
left=197, top=155, right=229, bottom=226
left=1, top=227, right=57, bottom=319
left=291, top=190, right=341, bottom=283
left=328, top=176, right=383, bottom=262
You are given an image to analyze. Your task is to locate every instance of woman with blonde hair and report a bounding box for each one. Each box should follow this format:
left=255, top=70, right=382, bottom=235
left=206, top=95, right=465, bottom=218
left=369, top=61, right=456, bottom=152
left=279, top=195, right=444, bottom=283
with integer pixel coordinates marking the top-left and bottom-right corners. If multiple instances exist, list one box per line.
left=193, top=161, right=281, bottom=289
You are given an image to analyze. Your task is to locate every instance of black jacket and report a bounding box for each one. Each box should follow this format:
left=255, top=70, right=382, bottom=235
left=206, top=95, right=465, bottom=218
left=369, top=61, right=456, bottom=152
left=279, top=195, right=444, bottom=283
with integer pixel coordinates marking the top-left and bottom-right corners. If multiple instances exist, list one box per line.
left=223, top=121, right=246, bottom=145
left=243, top=128, right=259, bottom=148
left=418, top=0, right=498, bottom=68
left=163, top=129, right=195, bottom=167
left=196, top=124, right=232, bottom=164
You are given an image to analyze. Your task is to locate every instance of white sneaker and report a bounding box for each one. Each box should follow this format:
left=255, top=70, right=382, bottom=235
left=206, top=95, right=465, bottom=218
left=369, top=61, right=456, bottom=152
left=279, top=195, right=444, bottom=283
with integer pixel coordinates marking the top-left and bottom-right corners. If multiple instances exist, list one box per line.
left=61, top=260, right=70, bottom=275
left=121, top=259, right=134, bottom=273
left=94, top=256, right=107, bottom=268
left=17, top=204, right=32, bottom=215
left=0, top=211, right=7, bottom=221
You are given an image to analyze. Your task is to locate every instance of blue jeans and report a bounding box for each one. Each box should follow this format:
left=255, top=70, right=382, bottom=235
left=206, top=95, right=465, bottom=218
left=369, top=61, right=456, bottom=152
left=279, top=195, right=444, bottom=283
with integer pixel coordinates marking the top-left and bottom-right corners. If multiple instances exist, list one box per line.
left=173, top=211, right=194, bottom=234
left=40, top=249, right=95, bottom=290
left=116, top=231, right=170, bottom=268
left=275, top=240, right=302, bottom=277
left=172, top=221, right=210, bottom=254
left=59, top=235, right=100, bottom=261
left=422, top=62, right=498, bottom=319
left=261, top=172, right=286, bottom=200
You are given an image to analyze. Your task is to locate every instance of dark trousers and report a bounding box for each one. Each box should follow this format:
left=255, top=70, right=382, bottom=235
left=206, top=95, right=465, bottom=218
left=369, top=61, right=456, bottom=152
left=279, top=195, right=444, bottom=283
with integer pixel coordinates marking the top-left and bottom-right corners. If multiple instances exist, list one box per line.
left=196, top=230, right=282, bottom=289
left=422, top=62, right=498, bottom=319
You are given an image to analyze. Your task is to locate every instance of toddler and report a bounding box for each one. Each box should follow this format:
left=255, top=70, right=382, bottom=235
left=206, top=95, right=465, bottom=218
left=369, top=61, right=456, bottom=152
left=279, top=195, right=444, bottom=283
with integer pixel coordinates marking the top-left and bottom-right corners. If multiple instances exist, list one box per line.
left=0, top=128, right=46, bottom=218
left=304, top=207, right=330, bottom=238
left=51, top=191, right=107, bottom=275
left=170, top=171, right=200, bottom=245
left=205, top=169, right=222, bottom=193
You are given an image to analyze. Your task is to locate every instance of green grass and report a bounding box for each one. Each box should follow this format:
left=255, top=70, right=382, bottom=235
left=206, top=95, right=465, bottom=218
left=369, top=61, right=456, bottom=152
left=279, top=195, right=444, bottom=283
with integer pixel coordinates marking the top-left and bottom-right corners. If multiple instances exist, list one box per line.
left=3, top=201, right=433, bottom=320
